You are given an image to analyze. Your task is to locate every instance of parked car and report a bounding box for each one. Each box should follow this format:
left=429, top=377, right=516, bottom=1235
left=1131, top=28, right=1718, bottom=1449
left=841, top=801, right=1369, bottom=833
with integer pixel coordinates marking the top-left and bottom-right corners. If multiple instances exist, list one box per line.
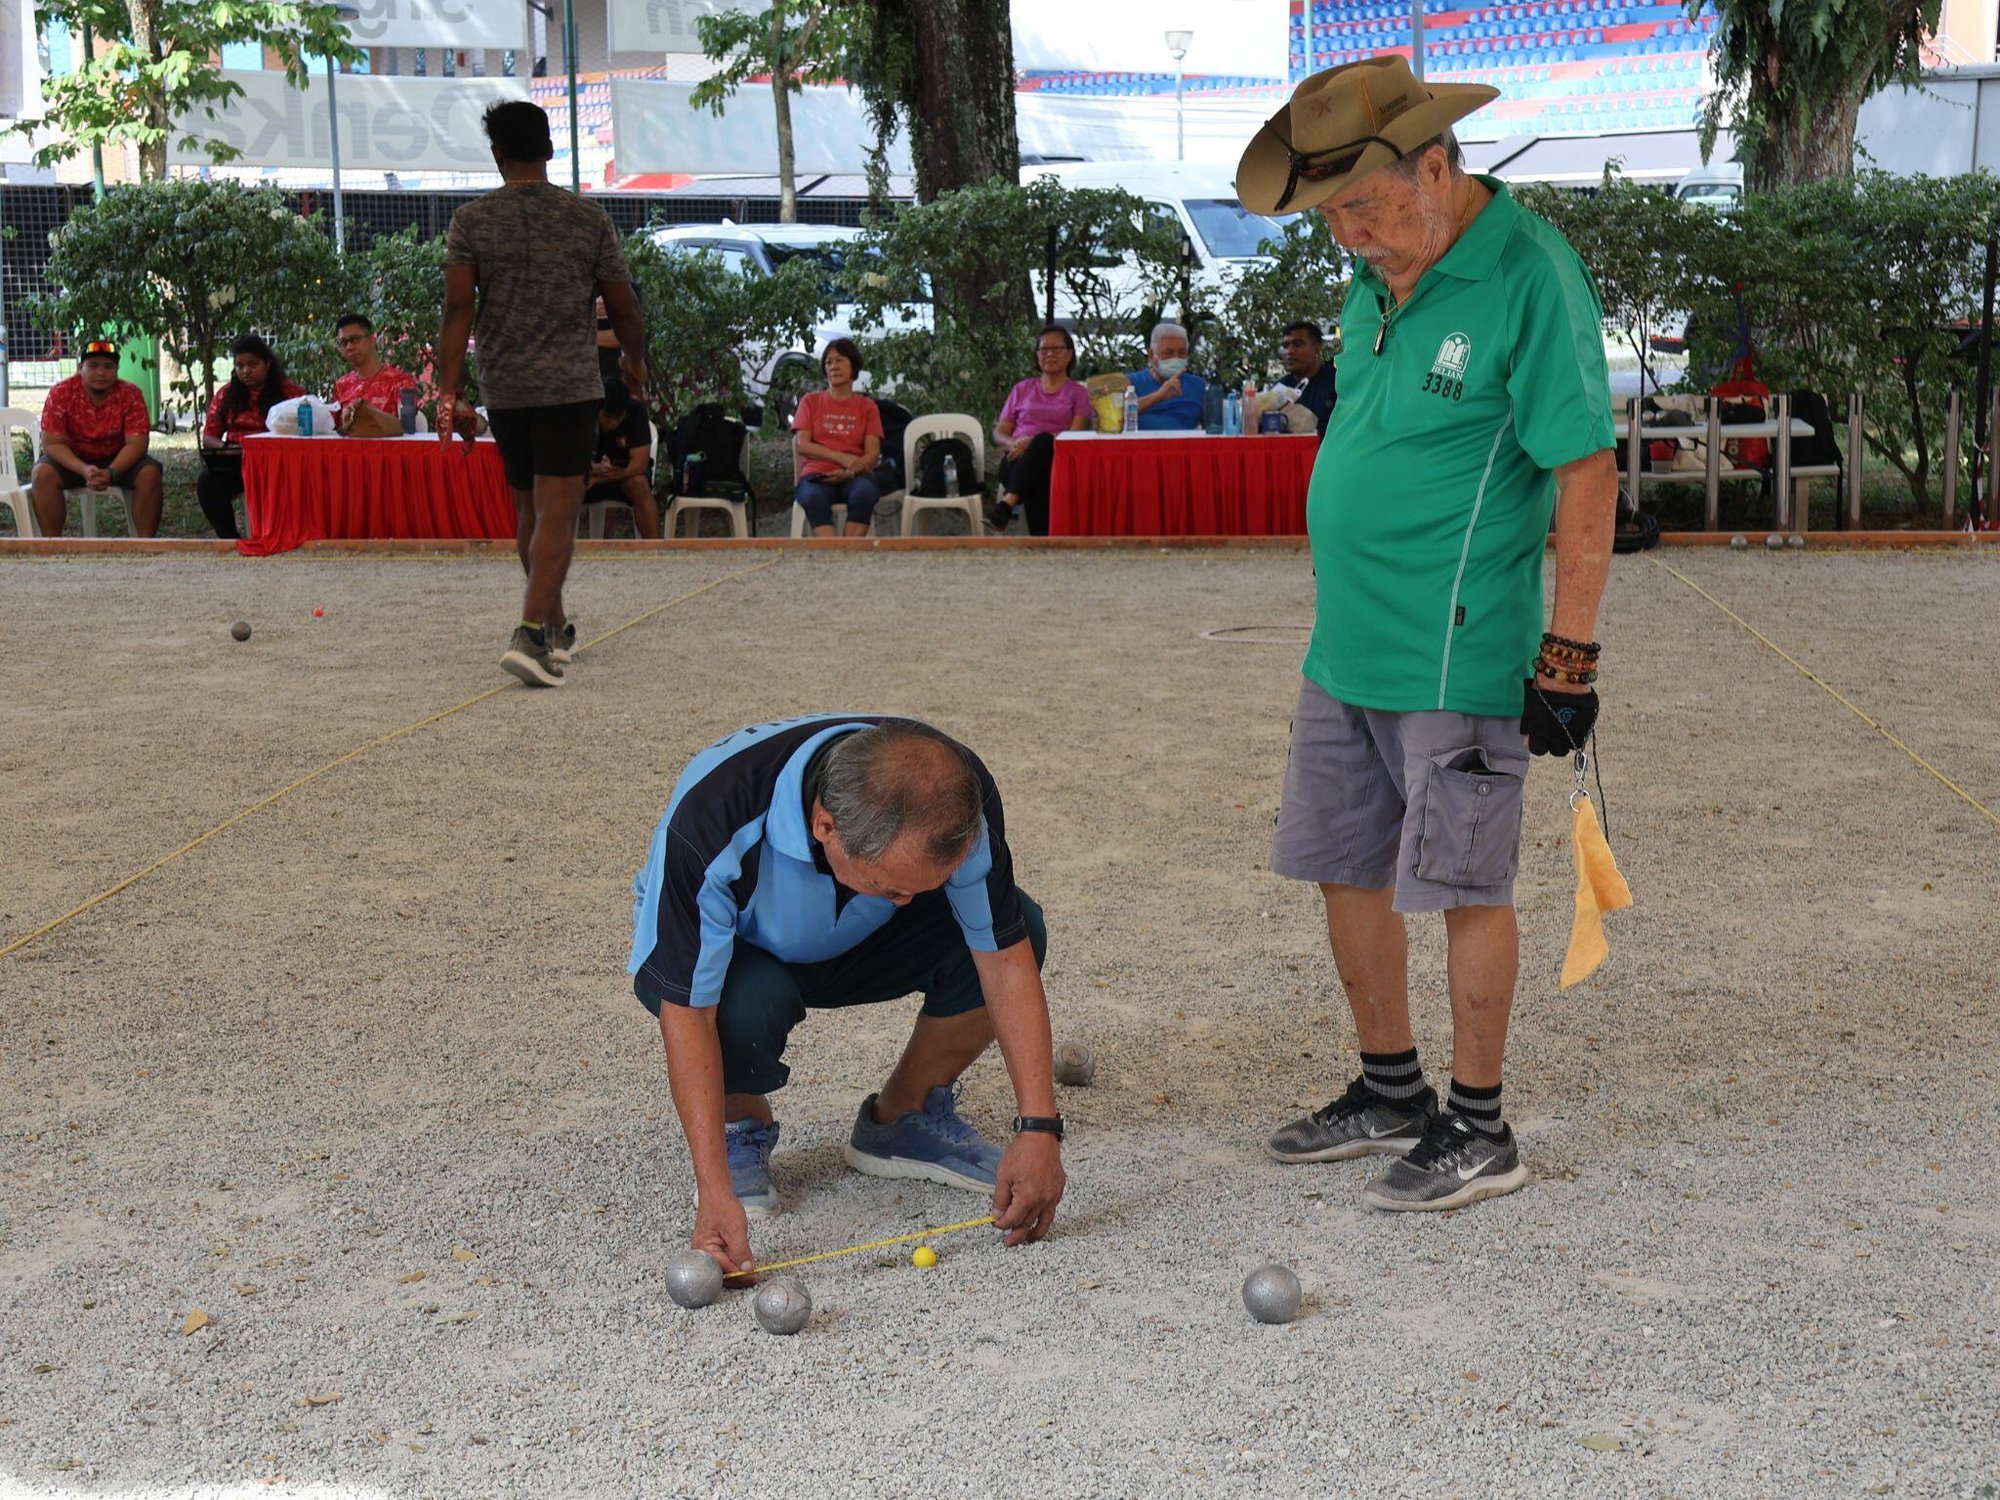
left=647, top=222, right=931, bottom=419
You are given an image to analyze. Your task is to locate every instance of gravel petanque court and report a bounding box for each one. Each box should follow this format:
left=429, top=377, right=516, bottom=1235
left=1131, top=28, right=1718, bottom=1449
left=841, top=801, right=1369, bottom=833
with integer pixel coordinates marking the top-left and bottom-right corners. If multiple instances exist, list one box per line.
left=1, top=545, right=1996, bottom=1500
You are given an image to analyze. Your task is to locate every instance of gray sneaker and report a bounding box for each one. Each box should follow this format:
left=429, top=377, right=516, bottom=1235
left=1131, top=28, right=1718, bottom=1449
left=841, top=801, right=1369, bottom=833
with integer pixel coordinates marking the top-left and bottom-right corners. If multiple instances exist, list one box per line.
left=500, top=625, right=564, bottom=688
left=1361, top=1112, right=1528, bottom=1212
left=549, top=620, right=577, bottom=664
left=1267, top=1076, right=1437, bottom=1163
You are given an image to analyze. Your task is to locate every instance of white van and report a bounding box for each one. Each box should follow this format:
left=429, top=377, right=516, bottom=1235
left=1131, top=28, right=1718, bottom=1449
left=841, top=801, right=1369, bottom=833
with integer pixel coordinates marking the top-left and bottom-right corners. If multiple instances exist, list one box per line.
left=1672, top=164, right=1743, bottom=211
left=1016, top=162, right=1285, bottom=322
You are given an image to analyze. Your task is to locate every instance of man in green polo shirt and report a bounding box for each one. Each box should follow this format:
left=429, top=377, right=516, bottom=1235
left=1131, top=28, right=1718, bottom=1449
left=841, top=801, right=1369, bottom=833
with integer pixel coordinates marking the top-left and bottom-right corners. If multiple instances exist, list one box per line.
left=1237, top=57, right=1618, bottom=1211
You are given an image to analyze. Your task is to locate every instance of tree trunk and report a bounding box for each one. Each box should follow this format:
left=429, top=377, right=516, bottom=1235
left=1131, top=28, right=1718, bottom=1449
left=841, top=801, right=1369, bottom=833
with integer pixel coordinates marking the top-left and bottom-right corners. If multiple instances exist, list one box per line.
left=1750, top=81, right=1865, bottom=190
left=772, top=1, right=798, bottom=223
left=883, top=0, right=1027, bottom=328
left=126, top=0, right=169, bottom=180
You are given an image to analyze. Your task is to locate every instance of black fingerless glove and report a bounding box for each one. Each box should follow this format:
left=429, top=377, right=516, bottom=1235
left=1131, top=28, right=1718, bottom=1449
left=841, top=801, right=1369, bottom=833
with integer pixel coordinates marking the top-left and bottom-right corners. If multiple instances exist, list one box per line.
left=1522, top=679, right=1599, bottom=756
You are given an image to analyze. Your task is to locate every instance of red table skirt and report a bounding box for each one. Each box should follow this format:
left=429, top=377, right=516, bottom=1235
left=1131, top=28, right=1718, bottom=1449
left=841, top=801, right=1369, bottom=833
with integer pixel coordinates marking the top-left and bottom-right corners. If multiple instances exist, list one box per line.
left=238, top=434, right=517, bottom=556
left=1048, top=433, right=1318, bottom=537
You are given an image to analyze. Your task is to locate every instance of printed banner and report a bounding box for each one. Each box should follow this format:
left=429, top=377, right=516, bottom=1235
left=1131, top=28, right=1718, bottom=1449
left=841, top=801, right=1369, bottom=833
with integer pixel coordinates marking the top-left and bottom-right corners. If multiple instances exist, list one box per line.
left=1011, top=0, right=1290, bottom=76
left=342, top=0, right=527, bottom=50
left=170, top=72, right=531, bottom=172
left=610, top=78, right=908, bottom=175
left=607, top=0, right=758, bottom=58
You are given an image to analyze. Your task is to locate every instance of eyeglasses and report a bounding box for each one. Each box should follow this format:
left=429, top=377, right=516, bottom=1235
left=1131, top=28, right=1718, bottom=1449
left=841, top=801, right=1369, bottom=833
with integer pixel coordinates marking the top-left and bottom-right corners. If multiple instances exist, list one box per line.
left=1270, top=127, right=1404, bottom=212
left=1035, top=345, right=1069, bottom=356
left=82, top=340, right=117, bottom=357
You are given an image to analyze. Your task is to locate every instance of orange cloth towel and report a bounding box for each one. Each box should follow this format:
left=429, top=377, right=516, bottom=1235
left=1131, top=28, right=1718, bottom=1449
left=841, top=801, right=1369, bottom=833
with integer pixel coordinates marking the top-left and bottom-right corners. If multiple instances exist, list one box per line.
left=1560, top=792, right=1632, bottom=989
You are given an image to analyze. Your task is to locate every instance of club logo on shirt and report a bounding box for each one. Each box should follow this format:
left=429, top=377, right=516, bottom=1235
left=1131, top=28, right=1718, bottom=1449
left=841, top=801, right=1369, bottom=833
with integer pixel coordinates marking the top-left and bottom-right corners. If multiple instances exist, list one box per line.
left=1422, top=333, right=1470, bottom=402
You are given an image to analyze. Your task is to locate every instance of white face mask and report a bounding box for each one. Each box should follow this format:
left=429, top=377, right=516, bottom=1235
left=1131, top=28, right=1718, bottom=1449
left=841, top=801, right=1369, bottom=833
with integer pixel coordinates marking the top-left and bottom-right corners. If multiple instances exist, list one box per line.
left=1155, top=357, right=1189, bottom=379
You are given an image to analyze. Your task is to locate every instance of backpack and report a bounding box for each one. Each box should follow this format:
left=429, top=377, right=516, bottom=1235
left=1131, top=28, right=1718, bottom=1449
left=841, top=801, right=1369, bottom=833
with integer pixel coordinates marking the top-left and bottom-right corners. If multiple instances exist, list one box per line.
left=911, top=433, right=979, bottom=498
left=874, top=399, right=914, bottom=489
left=1711, top=377, right=1771, bottom=469
left=674, top=403, right=750, bottom=499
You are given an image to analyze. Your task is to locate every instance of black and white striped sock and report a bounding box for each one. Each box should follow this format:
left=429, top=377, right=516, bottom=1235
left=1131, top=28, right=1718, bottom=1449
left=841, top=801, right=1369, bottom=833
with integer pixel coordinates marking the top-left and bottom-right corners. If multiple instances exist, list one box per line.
left=1360, top=1047, right=1429, bottom=1106
left=1448, top=1077, right=1506, bottom=1139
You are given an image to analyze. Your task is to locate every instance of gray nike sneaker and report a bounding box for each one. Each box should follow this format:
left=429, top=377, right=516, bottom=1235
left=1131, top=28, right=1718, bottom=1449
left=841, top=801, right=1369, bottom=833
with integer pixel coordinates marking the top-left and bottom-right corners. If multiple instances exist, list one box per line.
left=549, top=619, right=577, bottom=664
left=1266, top=1076, right=1438, bottom=1163
left=1362, top=1111, right=1528, bottom=1212
left=500, top=624, right=564, bottom=688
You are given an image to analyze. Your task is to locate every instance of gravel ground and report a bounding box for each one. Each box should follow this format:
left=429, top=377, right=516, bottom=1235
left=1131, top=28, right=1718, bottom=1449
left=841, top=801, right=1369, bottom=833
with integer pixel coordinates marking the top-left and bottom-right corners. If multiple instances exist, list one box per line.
left=1, top=545, right=1996, bottom=1500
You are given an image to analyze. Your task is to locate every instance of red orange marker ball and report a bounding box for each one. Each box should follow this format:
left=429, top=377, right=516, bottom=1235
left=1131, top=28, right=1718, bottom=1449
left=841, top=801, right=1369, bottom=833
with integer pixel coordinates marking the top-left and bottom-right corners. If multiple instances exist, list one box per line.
left=312, top=607, right=324, bottom=618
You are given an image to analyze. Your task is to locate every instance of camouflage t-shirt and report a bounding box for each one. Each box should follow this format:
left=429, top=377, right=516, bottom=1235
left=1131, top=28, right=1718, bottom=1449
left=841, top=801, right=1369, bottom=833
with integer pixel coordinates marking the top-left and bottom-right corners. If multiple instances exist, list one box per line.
left=443, top=181, right=632, bottom=411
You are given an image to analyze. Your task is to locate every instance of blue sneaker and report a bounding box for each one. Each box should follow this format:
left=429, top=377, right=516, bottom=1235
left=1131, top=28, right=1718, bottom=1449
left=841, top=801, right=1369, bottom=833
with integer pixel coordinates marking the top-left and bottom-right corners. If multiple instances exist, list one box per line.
left=724, top=1117, right=780, bottom=1217
left=843, top=1085, right=1002, bottom=1194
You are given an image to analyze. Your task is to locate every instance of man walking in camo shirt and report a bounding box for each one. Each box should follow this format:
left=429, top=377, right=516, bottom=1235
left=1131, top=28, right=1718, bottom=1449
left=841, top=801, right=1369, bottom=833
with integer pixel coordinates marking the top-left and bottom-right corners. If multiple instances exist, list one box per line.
left=435, top=101, right=649, bottom=688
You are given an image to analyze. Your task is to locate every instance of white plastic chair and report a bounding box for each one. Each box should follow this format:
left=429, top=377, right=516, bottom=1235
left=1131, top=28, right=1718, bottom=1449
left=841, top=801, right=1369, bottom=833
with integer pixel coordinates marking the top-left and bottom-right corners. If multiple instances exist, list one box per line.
left=665, top=426, right=753, bottom=538
left=900, top=414, right=985, bottom=537
left=64, top=485, right=132, bottom=538
left=580, top=417, right=664, bottom=539
left=788, top=440, right=880, bottom=538
left=0, top=407, right=42, bottom=537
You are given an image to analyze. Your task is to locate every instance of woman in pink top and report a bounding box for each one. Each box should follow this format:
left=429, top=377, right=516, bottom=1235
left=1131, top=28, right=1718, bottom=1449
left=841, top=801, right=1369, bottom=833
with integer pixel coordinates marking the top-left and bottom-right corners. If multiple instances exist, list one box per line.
left=791, top=338, right=884, bottom=537
left=989, top=325, right=1093, bottom=536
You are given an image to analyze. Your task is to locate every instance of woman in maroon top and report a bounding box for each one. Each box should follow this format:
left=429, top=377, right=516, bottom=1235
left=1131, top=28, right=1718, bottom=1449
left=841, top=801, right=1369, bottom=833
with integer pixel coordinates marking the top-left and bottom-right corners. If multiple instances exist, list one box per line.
left=198, top=334, right=306, bottom=539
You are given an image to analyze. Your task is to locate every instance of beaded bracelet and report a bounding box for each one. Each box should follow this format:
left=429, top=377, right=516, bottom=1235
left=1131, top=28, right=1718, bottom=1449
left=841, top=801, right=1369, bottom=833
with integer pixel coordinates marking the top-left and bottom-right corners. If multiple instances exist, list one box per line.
left=1535, top=659, right=1599, bottom=685
left=1541, top=632, right=1602, bottom=660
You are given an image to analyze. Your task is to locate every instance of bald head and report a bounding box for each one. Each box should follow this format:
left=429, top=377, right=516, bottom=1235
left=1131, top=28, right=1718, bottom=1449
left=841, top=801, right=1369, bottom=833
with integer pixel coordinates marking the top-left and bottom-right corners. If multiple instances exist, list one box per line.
left=819, top=723, right=985, bottom=866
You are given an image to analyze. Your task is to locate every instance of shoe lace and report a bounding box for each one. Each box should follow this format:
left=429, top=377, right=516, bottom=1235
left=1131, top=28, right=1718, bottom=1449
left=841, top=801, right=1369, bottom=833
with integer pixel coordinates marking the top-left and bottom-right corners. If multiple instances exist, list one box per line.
left=921, top=1083, right=985, bottom=1153
left=726, top=1121, right=772, bottom=1170
left=1401, top=1115, right=1475, bottom=1174
left=1310, top=1076, right=1379, bottom=1126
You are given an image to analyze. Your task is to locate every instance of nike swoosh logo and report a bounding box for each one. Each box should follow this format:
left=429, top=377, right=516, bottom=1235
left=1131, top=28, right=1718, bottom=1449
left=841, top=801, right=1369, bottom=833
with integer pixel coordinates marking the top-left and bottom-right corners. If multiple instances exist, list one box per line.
left=1455, top=1157, right=1495, bottom=1181
left=1366, top=1122, right=1407, bottom=1138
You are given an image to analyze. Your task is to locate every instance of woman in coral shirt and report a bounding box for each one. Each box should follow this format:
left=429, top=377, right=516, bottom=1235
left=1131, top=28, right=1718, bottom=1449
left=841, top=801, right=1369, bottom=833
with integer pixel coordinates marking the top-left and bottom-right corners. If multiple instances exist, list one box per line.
left=790, top=339, right=883, bottom=538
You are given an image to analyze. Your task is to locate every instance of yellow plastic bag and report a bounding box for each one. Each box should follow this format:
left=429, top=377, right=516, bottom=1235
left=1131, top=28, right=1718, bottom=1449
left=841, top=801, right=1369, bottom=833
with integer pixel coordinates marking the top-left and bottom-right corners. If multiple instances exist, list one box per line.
left=1560, top=792, right=1632, bottom=989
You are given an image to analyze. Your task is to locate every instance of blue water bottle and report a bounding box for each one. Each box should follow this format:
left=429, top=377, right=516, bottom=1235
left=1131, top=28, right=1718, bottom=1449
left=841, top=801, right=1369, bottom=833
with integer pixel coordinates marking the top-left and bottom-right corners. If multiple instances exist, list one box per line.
left=1223, top=391, right=1241, bottom=436
left=1204, top=383, right=1225, bottom=435
left=298, top=401, right=313, bottom=437
left=398, top=386, right=418, bottom=435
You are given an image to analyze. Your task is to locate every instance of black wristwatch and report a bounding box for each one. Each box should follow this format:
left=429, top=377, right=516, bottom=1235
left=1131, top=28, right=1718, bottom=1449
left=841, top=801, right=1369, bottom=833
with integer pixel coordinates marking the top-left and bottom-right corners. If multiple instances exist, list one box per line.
left=1012, top=1114, right=1065, bottom=1142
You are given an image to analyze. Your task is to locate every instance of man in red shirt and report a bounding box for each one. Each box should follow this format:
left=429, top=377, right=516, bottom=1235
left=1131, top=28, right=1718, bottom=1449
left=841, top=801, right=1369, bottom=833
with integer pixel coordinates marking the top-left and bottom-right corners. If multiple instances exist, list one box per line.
left=331, top=314, right=417, bottom=427
left=32, top=339, right=163, bottom=537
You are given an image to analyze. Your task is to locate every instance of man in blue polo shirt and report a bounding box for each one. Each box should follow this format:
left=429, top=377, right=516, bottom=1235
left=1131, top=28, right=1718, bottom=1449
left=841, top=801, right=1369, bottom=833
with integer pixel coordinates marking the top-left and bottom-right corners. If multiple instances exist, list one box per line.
left=630, top=716, right=1066, bottom=1277
left=1126, top=321, right=1208, bottom=430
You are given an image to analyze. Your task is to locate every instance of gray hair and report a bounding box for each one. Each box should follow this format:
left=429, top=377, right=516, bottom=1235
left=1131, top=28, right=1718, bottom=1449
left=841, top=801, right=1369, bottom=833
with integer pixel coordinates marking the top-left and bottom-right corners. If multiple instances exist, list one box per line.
left=819, top=723, right=986, bottom=865
left=1149, top=321, right=1189, bottom=349
left=1385, top=129, right=1465, bottom=185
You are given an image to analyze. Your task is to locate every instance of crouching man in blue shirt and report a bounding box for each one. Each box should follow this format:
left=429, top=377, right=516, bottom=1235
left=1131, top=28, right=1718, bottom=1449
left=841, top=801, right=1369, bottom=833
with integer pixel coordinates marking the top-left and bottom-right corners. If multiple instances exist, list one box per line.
left=630, top=715, right=1065, bottom=1277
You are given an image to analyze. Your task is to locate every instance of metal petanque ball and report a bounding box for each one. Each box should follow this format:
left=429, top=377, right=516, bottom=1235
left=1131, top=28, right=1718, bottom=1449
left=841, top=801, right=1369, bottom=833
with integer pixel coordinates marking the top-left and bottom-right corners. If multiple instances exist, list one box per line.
left=1241, top=1264, right=1303, bottom=1325
left=1729, top=534, right=1748, bottom=549
left=752, top=1277, right=812, bottom=1335
left=1053, top=1042, right=1096, bottom=1087
left=663, top=1250, right=724, bottom=1310
left=230, top=620, right=252, bottom=642
left=1787, top=534, right=1807, bottom=549
left=1764, top=533, right=1786, bottom=550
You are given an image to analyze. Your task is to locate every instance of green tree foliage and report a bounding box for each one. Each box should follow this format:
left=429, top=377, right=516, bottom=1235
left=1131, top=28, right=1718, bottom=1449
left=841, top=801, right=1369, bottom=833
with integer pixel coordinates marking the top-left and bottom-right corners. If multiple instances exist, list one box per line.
left=840, top=177, right=1189, bottom=417
left=1189, top=212, right=1348, bottom=390
left=16, top=0, right=363, bottom=181
left=1517, top=174, right=1714, bottom=396
left=623, top=231, right=834, bottom=423
left=35, top=178, right=348, bottom=417
left=691, top=1, right=872, bottom=223
left=1694, top=0, right=1940, bottom=188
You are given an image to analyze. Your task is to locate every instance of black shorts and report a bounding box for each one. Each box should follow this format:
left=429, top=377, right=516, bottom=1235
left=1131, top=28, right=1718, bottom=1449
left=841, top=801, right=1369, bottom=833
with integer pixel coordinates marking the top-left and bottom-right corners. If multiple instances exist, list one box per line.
left=485, top=400, right=601, bottom=491
left=36, top=453, right=162, bottom=489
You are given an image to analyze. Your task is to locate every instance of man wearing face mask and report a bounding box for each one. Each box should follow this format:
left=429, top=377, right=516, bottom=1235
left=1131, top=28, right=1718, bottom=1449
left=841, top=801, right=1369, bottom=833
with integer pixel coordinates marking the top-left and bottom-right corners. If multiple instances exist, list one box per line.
left=1237, top=57, right=1618, bottom=1212
left=1125, top=321, right=1208, bottom=430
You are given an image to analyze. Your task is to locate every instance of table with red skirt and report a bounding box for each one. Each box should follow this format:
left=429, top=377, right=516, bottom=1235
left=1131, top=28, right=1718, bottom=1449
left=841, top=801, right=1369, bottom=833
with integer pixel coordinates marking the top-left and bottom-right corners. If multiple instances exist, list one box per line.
left=1047, top=430, right=1318, bottom=537
left=237, top=433, right=518, bottom=556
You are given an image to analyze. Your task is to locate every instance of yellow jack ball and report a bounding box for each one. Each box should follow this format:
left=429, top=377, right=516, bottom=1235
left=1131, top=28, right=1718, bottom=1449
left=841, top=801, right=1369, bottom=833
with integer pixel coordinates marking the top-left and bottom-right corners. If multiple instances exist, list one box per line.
left=911, top=1246, right=938, bottom=1268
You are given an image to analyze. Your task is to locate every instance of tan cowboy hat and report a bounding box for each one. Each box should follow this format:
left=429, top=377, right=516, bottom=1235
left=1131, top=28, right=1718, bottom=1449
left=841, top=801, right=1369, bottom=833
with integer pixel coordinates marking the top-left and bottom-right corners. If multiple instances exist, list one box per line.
left=1235, top=56, right=1499, bottom=215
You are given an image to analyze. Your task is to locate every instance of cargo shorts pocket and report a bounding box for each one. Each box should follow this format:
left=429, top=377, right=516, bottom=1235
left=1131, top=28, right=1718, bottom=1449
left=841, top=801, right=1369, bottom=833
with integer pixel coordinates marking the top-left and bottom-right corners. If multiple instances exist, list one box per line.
left=1412, top=745, right=1528, bottom=888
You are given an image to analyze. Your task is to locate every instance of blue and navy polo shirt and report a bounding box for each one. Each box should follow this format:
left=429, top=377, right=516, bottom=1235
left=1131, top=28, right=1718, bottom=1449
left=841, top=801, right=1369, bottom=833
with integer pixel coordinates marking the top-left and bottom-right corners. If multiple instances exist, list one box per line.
left=628, top=715, right=1028, bottom=1014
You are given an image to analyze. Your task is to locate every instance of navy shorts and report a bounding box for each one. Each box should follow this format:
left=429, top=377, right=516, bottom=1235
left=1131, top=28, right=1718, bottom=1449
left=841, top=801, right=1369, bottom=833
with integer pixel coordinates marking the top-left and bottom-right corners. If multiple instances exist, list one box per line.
left=486, top=400, right=601, bottom=490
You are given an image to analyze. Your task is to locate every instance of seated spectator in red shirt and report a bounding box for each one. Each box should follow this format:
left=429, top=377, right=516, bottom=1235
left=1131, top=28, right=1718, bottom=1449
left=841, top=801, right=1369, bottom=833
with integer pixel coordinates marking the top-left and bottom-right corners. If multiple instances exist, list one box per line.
left=197, top=334, right=306, bottom=540
left=31, top=338, right=163, bottom=537
left=791, top=339, right=884, bottom=538
left=584, top=379, right=659, bottom=538
left=331, top=313, right=418, bottom=430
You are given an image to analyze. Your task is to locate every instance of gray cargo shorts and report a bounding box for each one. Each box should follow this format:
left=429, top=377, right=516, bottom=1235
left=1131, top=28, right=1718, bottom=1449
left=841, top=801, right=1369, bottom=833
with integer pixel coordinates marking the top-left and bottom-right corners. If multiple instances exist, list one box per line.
left=1271, top=678, right=1529, bottom=913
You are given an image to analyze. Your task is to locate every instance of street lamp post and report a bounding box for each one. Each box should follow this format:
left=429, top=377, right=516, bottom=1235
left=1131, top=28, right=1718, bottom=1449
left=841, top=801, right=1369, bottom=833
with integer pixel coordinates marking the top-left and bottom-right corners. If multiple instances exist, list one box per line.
left=1165, top=29, right=1192, bottom=163
left=328, top=6, right=360, bottom=257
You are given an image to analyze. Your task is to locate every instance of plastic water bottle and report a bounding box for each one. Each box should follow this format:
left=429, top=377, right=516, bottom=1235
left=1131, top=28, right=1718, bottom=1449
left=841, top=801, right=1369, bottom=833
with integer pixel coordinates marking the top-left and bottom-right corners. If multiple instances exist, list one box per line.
left=1223, top=391, right=1241, bottom=436
left=398, top=387, right=418, bottom=435
left=1123, top=388, right=1139, bottom=432
left=1204, top=383, right=1225, bottom=434
left=297, top=401, right=313, bottom=437
left=942, top=455, right=959, bottom=496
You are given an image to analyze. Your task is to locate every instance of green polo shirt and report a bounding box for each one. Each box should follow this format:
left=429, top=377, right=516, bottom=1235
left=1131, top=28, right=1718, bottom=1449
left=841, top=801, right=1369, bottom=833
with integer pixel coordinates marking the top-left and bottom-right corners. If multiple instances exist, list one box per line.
left=1304, top=177, right=1614, bottom=716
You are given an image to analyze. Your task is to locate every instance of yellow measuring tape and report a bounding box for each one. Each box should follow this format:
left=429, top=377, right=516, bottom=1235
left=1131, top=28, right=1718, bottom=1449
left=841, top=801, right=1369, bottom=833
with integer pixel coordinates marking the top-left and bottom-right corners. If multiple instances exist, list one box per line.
left=1651, top=556, right=2000, bottom=831
left=724, top=1214, right=997, bottom=1280
left=0, top=556, right=783, bottom=961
